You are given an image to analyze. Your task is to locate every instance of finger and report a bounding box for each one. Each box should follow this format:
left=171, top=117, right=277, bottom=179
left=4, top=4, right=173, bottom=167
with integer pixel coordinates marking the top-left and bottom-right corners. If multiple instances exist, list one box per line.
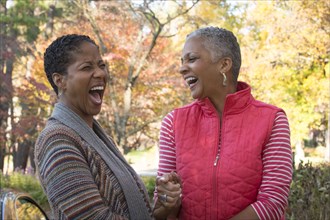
left=170, top=171, right=182, bottom=185
left=157, top=182, right=181, bottom=194
left=158, top=193, right=181, bottom=208
left=157, top=185, right=182, bottom=199
left=156, top=174, right=171, bottom=185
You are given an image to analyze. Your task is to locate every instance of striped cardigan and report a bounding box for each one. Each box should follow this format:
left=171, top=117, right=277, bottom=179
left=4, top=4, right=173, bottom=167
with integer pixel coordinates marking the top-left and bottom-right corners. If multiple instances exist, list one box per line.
left=35, top=118, right=151, bottom=219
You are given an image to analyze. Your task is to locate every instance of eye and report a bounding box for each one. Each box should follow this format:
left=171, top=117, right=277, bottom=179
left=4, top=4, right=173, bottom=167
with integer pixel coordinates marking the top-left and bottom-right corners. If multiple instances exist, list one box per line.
left=81, top=65, right=92, bottom=71
left=188, top=57, right=197, bottom=62
left=99, top=63, right=106, bottom=69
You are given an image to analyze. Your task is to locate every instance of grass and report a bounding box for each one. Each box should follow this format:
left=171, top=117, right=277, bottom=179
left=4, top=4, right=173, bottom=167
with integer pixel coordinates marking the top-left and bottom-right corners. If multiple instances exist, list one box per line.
left=125, top=147, right=158, bottom=172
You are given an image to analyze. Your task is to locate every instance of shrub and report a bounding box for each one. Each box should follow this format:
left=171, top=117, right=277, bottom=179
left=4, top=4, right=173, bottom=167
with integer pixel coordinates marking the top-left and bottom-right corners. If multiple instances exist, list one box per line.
left=2, top=161, right=329, bottom=219
left=286, top=161, right=330, bottom=220
left=140, top=175, right=156, bottom=202
left=0, top=171, right=49, bottom=211
left=139, top=162, right=330, bottom=219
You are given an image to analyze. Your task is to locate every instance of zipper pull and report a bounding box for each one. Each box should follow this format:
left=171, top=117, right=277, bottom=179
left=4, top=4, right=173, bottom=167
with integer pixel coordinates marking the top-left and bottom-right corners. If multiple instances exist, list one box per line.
left=214, top=154, right=219, bottom=166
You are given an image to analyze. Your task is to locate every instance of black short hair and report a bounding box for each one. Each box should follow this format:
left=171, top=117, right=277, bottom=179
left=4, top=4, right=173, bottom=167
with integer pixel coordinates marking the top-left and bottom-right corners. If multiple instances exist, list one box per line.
left=44, top=34, right=97, bottom=95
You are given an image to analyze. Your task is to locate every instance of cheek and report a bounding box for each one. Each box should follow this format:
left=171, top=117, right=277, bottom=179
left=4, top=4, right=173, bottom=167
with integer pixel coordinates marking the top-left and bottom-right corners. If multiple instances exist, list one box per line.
left=203, top=70, right=220, bottom=87
left=67, top=81, right=85, bottom=97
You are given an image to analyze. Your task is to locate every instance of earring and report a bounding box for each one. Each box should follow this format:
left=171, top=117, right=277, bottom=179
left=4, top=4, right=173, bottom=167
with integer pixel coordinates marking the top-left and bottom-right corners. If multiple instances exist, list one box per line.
left=222, top=72, right=227, bottom=86
left=58, top=88, right=65, bottom=97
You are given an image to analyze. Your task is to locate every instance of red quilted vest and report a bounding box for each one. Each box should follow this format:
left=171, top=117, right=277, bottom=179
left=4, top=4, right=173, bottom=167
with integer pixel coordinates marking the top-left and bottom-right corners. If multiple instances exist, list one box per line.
left=173, top=82, right=282, bottom=220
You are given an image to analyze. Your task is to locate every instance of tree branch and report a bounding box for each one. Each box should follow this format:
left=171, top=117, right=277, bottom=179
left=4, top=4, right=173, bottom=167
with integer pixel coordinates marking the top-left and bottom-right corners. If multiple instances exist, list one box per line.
left=127, top=117, right=161, bottom=137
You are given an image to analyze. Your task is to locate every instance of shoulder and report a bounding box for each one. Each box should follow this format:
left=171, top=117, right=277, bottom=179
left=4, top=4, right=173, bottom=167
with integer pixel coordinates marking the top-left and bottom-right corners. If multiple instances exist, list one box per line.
left=162, top=101, right=198, bottom=122
left=170, top=101, right=200, bottom=120
left=251, top=99, right=285, bottom=113
left=173, top=100, right=198, bottom=111
left=273, top=111, right=290, bottom=126
left=35, top=118, right=84, bottom=158
left=37, top=118, right=81, bottom=143
left=162, top=102, right=193, bottom=120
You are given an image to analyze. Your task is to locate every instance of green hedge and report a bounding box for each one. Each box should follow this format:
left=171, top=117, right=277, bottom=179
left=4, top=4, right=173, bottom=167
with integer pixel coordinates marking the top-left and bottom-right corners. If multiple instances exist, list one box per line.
left=0, top=172, right=49, bottom=210
left=140, top=175, right=156, bottom=202
left=286, top=161, right=330, bottom=220
left=0, top=171, right=49, bottom=211
left=142, top=162, right=330, bottom=220
left=1, top=161, right=329, bottom=219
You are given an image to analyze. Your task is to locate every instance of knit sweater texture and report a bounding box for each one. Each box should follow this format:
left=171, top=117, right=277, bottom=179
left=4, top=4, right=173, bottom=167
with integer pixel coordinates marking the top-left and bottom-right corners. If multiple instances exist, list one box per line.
left=35, top=103, right=152, bottom=220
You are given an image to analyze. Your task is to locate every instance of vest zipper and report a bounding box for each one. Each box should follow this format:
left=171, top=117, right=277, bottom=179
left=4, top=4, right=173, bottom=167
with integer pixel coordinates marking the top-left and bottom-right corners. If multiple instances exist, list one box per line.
left=214, top=131, right=221, bottom=166
left=213, top=150, right=220, bottom=166
left=212, top=118, right=221, bottom=220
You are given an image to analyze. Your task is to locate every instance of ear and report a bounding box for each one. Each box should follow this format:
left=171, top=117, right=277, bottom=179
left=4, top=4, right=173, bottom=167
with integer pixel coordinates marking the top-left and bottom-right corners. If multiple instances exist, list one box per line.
left=218, top=57, right=232, bottom=73
left=52, top=73, right=66, bottom=89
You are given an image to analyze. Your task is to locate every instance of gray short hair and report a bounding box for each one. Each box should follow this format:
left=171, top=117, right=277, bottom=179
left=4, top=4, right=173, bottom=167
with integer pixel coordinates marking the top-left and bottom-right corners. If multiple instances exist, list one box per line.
left=187, top=26, right=241, bottom=82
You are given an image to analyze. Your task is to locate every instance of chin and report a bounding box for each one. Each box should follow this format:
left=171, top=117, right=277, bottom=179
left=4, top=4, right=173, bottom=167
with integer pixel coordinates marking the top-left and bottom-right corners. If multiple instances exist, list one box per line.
left=90, top=108, right=102, bottom=116
left=191, top=92, right=202, bottom=100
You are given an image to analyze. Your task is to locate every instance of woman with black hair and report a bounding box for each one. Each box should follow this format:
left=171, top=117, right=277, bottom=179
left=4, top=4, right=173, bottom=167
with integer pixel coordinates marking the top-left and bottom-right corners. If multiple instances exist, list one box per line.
left=35, top=34, right=152, bottom=220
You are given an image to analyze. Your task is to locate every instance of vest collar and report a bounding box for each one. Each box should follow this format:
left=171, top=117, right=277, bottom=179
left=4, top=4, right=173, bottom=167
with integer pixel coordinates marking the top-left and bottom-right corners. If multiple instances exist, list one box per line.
left=196, top=81, right=253, bottom=116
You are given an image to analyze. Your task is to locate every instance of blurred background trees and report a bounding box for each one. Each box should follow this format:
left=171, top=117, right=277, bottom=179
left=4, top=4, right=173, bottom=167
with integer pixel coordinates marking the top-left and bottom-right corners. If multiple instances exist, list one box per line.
left=0, top=0, right=329, bottom=173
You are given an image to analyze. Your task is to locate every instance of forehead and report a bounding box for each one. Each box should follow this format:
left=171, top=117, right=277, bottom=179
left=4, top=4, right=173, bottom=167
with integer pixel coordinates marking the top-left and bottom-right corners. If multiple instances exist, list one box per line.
left=71, top=41, right=101, bottom=61
left=75, top=41, right=99, bottom=55
left=182, top=36, right=208, bottom=57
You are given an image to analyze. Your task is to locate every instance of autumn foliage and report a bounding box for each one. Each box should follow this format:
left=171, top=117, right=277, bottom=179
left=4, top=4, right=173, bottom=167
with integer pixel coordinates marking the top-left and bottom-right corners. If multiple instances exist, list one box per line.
left=0, top=0, right=329, bottom=172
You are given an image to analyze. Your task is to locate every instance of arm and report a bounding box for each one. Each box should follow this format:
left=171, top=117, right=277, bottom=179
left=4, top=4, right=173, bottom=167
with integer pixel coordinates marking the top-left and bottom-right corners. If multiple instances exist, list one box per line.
left=230, top=206, right=259, bottom=220
left=230, top=112, right=293, bottom=220
left=153, top=112, right=182, bottom=219
left=35, top=127, right=128, bottom=220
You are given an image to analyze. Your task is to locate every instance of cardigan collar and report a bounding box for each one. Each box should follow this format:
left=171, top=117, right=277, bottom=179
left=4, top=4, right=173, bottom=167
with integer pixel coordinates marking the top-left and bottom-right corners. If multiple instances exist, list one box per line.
left=50, top=102, right=152, bottom=219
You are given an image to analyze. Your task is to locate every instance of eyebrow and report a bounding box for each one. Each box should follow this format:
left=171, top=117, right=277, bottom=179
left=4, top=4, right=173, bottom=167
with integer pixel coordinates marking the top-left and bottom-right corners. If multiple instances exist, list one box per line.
left=182, top=52, right=192, bottom=59
left=181, top=52, right=199, bottom=63
left=77, top=61, right=96, bottom=69
left=79, top=60, right=104, bottom=65
left=77, top=61, right=92, bottom=67
left=181, top=52, right=192, bottom=63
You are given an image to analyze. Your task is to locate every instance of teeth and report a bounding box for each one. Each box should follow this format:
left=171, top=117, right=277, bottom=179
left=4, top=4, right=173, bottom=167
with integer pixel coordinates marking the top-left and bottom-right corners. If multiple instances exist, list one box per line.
left=90, top=86, right=104, bottom=91
left=185, top=77, right=197, bottom=84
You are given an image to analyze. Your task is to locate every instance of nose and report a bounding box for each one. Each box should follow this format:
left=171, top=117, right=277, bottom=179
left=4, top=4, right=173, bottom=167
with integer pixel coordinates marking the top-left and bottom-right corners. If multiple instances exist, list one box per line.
left=94, top=66, right=108, bottom=79
left=179, top=63, right=189, bottom=75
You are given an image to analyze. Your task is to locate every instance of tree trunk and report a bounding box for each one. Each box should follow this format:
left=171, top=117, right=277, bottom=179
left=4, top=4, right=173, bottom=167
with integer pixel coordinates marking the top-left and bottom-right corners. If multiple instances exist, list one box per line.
left=80, top=0, right=198, bottom=154
left=0, top=48, right=15, bottom=171
left=29, top=141, right=36, bottom=172
left=13, top=141, right=30, bottom=171
left=294, top=140, right=305, bottom=168
left=325, top=112, right=330, bottom=162
left=44, top=4, right=55, bottom=39
left=0, top=139, right=5, bottom=171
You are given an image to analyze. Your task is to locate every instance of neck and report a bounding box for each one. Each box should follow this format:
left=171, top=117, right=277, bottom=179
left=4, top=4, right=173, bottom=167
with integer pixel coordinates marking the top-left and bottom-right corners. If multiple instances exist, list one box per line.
left=209, top=84, right=237, bottom=116
left=58, top=100, right=94, bottom=128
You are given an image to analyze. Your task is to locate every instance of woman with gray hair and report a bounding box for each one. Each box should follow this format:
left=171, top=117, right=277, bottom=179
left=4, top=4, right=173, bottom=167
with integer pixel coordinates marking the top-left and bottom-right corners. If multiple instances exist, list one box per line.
left=153, top=27, right=293, bottom=220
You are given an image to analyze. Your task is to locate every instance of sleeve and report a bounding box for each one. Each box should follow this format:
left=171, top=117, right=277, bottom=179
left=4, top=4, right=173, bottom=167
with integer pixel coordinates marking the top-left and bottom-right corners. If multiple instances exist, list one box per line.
left=157, top=111, right=177, bottom=177
left=35, top=127, right=128, bottom=220
left=251, top=111, right=293, bottom=220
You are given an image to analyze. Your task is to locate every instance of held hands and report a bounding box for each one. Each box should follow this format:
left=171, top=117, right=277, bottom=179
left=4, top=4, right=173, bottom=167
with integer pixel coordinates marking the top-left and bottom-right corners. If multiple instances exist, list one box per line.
left=156, top=171, right=182, bottom=210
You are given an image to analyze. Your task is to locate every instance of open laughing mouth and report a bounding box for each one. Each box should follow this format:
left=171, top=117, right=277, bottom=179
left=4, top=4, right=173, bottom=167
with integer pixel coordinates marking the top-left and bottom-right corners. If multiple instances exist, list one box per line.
left=89, top=85, right=104, bottom=105
left=185, top=76, right=198, bottom=88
